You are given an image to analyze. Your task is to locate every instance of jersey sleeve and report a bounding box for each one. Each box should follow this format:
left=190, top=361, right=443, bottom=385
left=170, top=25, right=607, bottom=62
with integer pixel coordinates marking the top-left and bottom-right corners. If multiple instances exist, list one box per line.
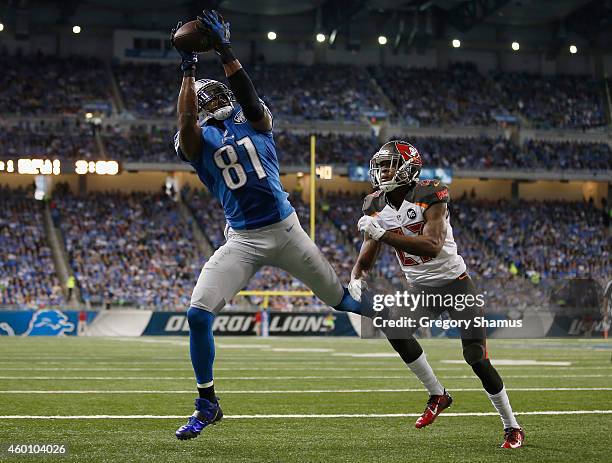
left=260, top=102, right=274, bottom=133
left=362, top=190, right=386, bottom=216
left=173, top=131, right=188, bottom=163
left=412, top=180, right=450, bottom=209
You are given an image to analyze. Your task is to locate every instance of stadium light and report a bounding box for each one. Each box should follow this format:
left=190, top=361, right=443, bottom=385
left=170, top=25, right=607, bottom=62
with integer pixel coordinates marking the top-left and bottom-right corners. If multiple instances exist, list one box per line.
left=267, top=31, right=277, bottom=41
left=0, top=23, right=4, bottom=32
left=378, top=35, right=388, bottom=45
left=316, top=33, right=326, bottom=43
left=452, top=39, right=461, bottom=48
left=569, top=44, right=578, bottom=54
left=72, top=25, right=81, bottom=34
left=511, top=41, right=520, bottom=51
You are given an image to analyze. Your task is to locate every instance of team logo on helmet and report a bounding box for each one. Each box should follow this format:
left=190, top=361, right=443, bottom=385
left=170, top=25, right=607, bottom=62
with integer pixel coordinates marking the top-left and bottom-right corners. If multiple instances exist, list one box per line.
left=369, top=140, right=422, bottom=192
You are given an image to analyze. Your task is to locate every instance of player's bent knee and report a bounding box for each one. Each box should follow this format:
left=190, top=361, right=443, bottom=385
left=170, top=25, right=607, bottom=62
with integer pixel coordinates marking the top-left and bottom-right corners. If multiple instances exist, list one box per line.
left=462, top=342, right=487, bottom=366
left=187, top=306, right=215, bottom=330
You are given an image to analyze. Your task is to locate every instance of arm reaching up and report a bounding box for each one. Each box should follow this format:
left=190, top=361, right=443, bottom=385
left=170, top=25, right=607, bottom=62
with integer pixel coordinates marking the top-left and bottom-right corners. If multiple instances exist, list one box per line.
left=198, top=10, right=272, bottom=132
left=171, top=22, right=202, bottom=162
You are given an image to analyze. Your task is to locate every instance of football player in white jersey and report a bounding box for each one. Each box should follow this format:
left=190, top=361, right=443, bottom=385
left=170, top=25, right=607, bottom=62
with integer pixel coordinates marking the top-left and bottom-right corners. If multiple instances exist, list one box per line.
left=349, top=140, right=525, bottom=449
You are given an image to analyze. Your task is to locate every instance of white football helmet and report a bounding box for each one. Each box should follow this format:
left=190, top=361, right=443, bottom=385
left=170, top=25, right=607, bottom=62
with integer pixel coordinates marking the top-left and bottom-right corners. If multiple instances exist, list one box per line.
left=195, top=79, right=235, bottom=121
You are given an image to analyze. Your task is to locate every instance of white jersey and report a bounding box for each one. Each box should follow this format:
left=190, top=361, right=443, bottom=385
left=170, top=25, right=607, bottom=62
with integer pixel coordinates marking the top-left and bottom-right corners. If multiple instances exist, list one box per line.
left=363, top=181, right=466, bottom=287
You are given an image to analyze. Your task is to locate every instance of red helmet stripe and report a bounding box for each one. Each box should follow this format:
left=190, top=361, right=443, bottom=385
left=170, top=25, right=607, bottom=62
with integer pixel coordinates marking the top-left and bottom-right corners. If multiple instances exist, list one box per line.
left=395, top=141, right=423, bottom=166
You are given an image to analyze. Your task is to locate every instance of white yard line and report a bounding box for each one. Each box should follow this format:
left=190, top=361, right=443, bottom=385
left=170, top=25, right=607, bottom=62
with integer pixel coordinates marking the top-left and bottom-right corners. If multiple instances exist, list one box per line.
left=0, top=387, right=609, bottom=394
left=1, top=410, right=611, bottom=419
left=0, top=374, right=609, bottom=380
left=442, top=359, right=573, bottom=366
left=0, top=366, right=609, bottom=372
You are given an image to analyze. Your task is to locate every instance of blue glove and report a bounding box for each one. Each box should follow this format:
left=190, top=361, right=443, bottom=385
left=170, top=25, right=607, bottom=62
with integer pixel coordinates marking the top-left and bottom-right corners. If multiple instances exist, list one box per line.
left=171, top=21, right=198, bottom=72
left=197, top=10, right=235, bottom=63
left=198, top=10, right=231, bottom=47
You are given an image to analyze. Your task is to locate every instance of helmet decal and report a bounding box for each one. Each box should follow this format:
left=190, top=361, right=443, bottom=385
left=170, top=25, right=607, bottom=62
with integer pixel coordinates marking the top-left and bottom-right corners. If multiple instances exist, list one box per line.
left=369, top=140, right=422, bottom=192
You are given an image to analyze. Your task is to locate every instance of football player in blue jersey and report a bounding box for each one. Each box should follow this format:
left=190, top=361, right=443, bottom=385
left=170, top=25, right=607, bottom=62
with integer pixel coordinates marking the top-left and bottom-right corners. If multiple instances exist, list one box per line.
left=171, top=10, right=371, bottom=440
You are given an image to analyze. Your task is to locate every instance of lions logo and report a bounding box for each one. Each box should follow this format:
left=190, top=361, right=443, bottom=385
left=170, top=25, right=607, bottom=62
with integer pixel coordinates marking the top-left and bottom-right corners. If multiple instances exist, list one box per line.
left=26, top=309, right=75, bottom=336
left=233, top=110, right=247, bottom=124
left=0, top=309, right=75, bottom=336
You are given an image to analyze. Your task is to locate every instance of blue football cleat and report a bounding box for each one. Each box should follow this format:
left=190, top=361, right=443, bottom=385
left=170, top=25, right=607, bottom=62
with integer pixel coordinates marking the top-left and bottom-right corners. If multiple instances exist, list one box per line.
left=175, top=398, right=223, bottom=440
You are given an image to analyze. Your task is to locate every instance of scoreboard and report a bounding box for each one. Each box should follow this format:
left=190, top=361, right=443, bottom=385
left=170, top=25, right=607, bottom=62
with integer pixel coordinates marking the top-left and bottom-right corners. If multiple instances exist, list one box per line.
left=0, top=159, right=121, bottom=175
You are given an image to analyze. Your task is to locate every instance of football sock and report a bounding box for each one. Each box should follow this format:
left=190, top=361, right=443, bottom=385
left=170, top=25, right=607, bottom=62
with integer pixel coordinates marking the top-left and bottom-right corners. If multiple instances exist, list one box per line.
left=333, top=288, right=363, bottom=315
left=470, top=358, right=504, bottom=394
left=488, top=386, right=520, bottom=429
left=197, top=384, right=216, bottom=402
left=187, top=306, right=216, bottom=397
left=387, top=336, right=424, bottom=364
left=406, top=352, right=445, bottom=396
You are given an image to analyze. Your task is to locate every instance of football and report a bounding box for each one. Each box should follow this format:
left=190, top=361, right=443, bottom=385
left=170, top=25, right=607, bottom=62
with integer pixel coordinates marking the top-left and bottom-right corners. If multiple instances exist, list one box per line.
left=172, top=20, right=214, bottom=53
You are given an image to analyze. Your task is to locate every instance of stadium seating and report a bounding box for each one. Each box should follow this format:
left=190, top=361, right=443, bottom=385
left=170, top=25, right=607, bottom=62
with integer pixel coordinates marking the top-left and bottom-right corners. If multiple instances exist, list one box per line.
left=0, top=51, right=607, bottom=129
left=5, top=121, right=608, bottom=172
left=459, top=198, right=610, bottom=280
left=101, top=125, right=174, bottom=163
left=520, top=139, right=612, bottom=170
left=249, top=63, right=385, bottom=121
left=390, top=136, right=612, bottom=170
left=54, top=190, right=202, bottom=310
left=373, top=62, right=607, bottom=129
left=0, top=52, right=111, bottom=116
left=4, top=184, right=608, bottom=311
left=112, top=61, right=226, bottom=117
left=275, top=131, right=377, bottom=165
left=0, top=186, right=65, bottom=308
left=0, top=121, right=99, bottom=161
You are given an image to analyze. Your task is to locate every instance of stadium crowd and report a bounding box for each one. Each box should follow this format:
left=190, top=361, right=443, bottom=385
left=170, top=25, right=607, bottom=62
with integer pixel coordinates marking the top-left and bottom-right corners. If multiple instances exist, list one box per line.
left=0, top=51, right=111, bottom=116
left=373, top=62, right=607, bottom=129
left=2, top=52, right=605, bottom=129
left=112, top=61, right=225, bottom=117
left=101, top=125, right=174, bottom=163
left=2, top=183, right=608, bottom=312
left=0, top=120, right=98, bottom=161
left=53, top=189, right=202, bottom=310
left=459, top=198, right=610, bottom=281
left=0, top=186, right=65, bottom=308
left=250, top=63, right=385, bottom=121
left=3, top=122, right=609, bottom=172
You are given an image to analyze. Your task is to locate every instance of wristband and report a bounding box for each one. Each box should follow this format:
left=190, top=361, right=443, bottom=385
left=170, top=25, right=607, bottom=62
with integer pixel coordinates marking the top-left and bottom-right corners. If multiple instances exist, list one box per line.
left=217, top=45, right=236, bottom=64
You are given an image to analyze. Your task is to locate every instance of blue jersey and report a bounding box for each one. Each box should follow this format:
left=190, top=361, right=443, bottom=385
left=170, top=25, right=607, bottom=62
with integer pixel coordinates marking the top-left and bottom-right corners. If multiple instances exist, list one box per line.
left=175, top=105, right=294, bottom=230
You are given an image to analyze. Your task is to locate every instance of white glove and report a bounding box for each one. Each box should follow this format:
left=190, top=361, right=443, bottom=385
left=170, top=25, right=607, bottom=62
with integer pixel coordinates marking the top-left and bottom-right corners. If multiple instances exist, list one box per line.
left=348, top=278, right=367, bottom=302
left=357, top=215, right=386, bottom=241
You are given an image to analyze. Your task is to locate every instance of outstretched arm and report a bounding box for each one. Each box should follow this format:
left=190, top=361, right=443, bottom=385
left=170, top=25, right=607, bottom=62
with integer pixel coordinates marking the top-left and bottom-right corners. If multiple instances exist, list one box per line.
left=199, top=10, right=272, bottom=132
left=177, top=75, right=202, bottom=161
left=358, top=202, right=448, bottom=259
left=172, top=22, right=202, bottom=162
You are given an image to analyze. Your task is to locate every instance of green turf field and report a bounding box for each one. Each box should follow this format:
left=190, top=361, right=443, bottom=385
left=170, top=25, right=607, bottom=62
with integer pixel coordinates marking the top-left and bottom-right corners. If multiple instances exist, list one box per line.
left=0, top=336, right=610, bottom=462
